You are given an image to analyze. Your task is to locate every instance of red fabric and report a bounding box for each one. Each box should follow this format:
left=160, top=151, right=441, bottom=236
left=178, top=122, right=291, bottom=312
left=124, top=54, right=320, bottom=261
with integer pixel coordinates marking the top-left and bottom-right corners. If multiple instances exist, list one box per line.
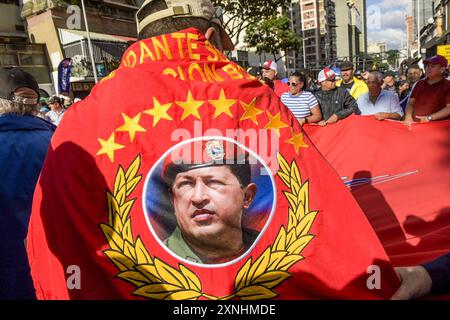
left=27, top=28, right=398, bottom=300
left=274, top=80, right=289, bottom=97
left=304, top=115, right=450, bottom=267
left=410, top=78, right=450, bottom=118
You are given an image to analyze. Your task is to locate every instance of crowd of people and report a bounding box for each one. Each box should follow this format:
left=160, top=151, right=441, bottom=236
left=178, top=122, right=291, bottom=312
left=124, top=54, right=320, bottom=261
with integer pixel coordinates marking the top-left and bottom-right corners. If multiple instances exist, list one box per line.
left=0, top=0, right=449, bottom=301
left=248, top=55, right=450, bottom=126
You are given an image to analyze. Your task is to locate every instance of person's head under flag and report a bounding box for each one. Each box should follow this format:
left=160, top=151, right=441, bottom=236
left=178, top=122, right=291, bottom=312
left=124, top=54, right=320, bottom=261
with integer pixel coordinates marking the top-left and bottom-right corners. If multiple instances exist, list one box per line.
left=136, top=0, right=234, bottom=51
left=161, top=139, right=258, bottom=264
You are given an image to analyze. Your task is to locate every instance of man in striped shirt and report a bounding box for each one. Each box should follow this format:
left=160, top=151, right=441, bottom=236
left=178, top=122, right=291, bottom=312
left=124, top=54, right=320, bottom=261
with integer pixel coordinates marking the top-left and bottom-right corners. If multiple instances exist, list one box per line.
left=280, top=72, right=322, bottom=125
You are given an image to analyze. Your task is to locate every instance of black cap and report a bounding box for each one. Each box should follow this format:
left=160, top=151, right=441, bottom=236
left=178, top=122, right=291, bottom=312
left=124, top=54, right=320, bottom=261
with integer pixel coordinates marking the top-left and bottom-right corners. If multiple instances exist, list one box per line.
left=0, top=67, right=40, bottom=103
left=47, top=95, right=62, bottom=105
left=339, top=61, right=354, bottom=71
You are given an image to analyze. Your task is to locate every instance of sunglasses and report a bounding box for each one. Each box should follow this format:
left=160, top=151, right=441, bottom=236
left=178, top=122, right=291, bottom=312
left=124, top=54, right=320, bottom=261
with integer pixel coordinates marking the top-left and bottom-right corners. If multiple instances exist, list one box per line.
left=287, top=82, right=299, bottom=87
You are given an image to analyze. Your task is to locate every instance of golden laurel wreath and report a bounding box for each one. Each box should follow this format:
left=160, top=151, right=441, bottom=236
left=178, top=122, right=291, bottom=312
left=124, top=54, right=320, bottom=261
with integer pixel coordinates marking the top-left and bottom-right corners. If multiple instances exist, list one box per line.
left=100, top=153, right=318, bottom=300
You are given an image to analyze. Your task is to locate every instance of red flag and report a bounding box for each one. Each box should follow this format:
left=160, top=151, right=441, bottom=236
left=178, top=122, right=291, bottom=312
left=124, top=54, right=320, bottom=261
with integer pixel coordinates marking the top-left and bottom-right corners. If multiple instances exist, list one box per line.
left=304, top=115, right=450, bottom=267
left=27, top=28, right=398, bottom=300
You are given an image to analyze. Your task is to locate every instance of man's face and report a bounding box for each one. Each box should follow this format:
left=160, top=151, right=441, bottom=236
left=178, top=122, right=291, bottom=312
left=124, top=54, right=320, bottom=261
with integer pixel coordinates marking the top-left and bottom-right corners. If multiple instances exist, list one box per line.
left=321, top=77, right=336, bottom=91
left=407, top=68, right=421, bottom=83
left=425, top=63, right=445, bottom=79
left=367, top=75, right=382, bottom=96
left=341, top=68, right=354, bottom=82
left=262, top=68, right=276, bottom=81
left=170, top=166, right=256, bottom=247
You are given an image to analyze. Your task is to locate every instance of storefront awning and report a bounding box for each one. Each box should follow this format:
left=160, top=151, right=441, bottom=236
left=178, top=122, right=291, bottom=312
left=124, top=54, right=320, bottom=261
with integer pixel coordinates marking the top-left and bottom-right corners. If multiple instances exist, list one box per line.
left=58, top=29, right=136, bottom=46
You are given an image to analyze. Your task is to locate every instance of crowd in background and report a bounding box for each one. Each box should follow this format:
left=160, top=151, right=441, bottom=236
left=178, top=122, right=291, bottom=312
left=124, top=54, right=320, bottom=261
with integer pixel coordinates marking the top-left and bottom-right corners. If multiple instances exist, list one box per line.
left=247, top=55, right=450, bottom=127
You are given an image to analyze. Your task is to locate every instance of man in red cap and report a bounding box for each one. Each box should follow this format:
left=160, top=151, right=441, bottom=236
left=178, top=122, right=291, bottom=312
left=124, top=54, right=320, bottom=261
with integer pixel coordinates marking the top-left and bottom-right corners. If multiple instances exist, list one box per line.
left=261, top=60, right=289, bottom=97
left=404, top=55, right=450, bottom=126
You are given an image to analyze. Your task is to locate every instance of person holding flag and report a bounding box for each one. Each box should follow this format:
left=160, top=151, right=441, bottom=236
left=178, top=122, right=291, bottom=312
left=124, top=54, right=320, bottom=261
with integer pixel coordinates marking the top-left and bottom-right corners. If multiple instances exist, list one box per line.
left=27, top=0, right=400, bottom=300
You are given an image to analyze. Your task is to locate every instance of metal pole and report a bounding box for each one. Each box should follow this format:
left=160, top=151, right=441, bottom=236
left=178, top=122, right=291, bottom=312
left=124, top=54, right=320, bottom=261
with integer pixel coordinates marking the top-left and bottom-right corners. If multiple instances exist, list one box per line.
left=417, top=0, right=421, bottom=58
left=81, top=0, right=98, bottom=83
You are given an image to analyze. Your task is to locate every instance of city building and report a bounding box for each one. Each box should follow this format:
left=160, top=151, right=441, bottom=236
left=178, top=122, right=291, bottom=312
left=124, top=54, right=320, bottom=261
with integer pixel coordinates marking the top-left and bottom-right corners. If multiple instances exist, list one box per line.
left=421, top=0, right=450, bottom=58
left=334, top=0, right=368, bottom=69
left=299, top=0, right=337, bottom=69
left=0, top=0, right=53, bottom=95
left=22, top=0, right=139, bottom=97
left=368, top=41, right=386, bottom=54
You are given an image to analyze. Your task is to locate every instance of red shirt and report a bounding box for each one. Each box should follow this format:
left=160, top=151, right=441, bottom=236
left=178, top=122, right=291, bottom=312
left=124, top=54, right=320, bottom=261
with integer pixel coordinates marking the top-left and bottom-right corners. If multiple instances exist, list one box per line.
left=410, top=78, right=450, bottom=118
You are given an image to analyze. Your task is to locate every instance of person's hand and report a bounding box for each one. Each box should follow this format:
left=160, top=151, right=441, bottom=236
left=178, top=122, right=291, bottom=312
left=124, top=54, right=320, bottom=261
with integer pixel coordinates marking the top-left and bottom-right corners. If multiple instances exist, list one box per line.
left=403, top=116, right=413, bottom=130
left=298, top=118, right=306, bottom=126
left=374, top=112, right=388, bottom=121
left=391, top=266, right=433, bottom=300
left=326, top=114, right=338, bottom=124
left=318, top=120, right=327, bottom=127
left=415, top=115, right=431, bottom=123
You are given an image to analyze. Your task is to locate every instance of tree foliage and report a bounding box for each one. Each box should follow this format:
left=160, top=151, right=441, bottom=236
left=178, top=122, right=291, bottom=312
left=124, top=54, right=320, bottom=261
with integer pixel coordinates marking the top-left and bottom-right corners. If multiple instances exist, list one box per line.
left=212, top=0, right=287, bottom=46
left=386, top=50, right=400, bottom=68
left=243, top=15, right=301, bottom=62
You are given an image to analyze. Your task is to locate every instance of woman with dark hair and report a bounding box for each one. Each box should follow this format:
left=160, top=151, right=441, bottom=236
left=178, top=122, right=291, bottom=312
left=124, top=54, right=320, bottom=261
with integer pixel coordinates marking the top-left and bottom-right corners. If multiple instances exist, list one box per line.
left=280, top=71, right=322, bottom=125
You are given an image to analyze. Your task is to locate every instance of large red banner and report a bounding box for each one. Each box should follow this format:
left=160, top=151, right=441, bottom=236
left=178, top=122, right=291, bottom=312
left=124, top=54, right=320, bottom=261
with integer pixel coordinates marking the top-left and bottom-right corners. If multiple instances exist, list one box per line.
left=304, top=115, right=450, bottom=267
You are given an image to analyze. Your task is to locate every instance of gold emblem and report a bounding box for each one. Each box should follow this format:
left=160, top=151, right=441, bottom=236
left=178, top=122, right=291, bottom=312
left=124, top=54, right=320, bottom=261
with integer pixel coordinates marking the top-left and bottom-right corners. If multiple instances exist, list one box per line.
left=100, top=153, right=318, bottom=300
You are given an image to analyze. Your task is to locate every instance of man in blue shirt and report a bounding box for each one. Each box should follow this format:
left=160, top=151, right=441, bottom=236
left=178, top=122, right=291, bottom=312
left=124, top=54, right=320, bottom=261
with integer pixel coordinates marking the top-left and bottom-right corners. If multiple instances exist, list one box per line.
left=0, top=67, right=55, bottom=299
left=357, top=71, right=403, bottom=121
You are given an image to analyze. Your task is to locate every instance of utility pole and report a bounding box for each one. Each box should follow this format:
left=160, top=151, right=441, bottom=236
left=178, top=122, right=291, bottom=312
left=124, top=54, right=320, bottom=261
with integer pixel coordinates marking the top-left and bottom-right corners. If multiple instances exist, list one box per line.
left=81, top=0, right=98, bottom=83
left=417, top=0, right=421, bottom=59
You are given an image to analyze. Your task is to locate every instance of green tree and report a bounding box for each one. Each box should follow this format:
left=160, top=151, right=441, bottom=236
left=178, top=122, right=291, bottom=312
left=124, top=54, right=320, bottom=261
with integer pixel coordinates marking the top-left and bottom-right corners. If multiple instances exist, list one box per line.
left=386, top=50, right=400, bottom=69
left=212, top=0, right=287, bottom=46
left=243, top=15, right=301, bottom=62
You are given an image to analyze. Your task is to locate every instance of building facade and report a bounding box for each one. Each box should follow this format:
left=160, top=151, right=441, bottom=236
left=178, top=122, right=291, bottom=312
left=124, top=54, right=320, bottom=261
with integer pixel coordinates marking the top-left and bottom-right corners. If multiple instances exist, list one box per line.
left=335, top=0, right=365, bottom=63
left=298, top=0, right=336, bottom=70
left=22, top=0, right=138, bottom=97
left=0, top=0, right=53, bottom=95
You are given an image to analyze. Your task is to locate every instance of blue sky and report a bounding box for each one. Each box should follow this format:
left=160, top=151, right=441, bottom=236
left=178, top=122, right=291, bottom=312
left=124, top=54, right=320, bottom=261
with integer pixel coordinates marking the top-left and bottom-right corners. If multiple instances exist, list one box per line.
left=366, top=0, right=411, bottom=49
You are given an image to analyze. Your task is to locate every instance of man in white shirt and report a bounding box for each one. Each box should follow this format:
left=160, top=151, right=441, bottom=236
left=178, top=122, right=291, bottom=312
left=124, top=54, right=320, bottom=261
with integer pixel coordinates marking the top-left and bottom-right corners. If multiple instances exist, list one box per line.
left=45, top=96, right=65, bottom=126
left=357, top=71, right=403, bottom=120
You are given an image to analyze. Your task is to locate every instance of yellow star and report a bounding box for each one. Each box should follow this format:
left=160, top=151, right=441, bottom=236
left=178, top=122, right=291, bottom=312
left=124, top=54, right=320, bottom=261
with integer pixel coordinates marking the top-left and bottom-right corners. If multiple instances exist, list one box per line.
left=144, top=97, right=173, bottom=127
left=286, top=128, right=309, bottom=154
left=116, top=113, right=146, bottom=142
left=264, top=111, right=288, bottom=136
left=209, top=89, right=236, bottom=119
left=96, top=132, right=125, bottom=163
left=175, top=91, right=205, bottom=121
left=240, top=98, right=263, bottom=124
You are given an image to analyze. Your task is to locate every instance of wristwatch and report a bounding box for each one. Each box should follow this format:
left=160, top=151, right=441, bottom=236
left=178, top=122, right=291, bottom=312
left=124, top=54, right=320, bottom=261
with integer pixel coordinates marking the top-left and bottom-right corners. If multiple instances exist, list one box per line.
left=427, top=115, right=433, bottom=121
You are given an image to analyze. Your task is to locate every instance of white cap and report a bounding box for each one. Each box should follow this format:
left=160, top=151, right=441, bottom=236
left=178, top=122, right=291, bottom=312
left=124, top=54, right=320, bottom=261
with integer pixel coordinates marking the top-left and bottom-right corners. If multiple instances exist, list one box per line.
left=262, top=60, right=277, bottom=72
left=317, top=68, right=336, bottom=83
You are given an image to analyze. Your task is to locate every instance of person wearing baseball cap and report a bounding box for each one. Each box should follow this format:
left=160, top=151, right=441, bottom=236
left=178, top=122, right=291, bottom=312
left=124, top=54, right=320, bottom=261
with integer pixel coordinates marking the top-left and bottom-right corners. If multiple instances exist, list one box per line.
left=404, top=55, right=450, bottom=127
left=315, top=68, right=359, bottom=126
left=160, top=140, right=258, bottom=264
left=336, top=60, right=368, bottom=100
left=45, top=95, right=65, bottom=126
left=261, top=60, right=289, bottom=97
left=0, top=67, right=55, bottom=299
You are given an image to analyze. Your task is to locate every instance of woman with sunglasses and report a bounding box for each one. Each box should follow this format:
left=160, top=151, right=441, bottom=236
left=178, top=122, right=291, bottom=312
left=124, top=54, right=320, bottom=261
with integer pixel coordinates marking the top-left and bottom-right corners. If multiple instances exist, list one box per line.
left=280, top=72, right=322, bottom=125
